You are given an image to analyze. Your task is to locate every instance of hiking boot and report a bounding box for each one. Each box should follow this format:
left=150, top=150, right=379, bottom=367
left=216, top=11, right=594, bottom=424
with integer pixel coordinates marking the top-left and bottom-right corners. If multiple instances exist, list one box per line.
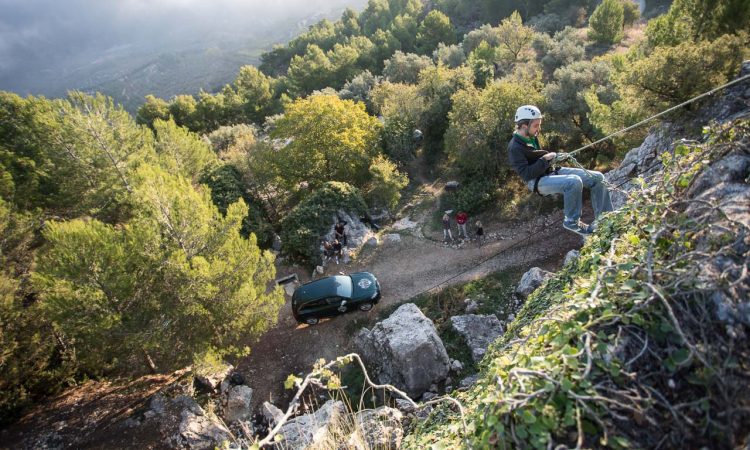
left=563, top=220, right=594, bottom=236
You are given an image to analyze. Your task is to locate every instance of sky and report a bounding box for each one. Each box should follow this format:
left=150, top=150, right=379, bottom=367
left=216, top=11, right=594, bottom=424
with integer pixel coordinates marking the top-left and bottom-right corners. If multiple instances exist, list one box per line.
left=0, top=0, right=365, bottom=92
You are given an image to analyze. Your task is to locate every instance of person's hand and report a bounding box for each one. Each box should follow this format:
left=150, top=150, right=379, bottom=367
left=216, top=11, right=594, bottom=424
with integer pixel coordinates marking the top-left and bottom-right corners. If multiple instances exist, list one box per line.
left=542, top=152, right=557, bottom=161
left=554, top=152, right=570, bottom=163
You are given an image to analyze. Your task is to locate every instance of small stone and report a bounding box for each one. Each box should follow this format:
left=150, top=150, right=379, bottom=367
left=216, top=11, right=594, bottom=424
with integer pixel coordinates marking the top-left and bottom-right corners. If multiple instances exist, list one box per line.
left=422, top=392, right=438, bottom=402
left=451, top=359, right=464, bottom=372
left=668, top=379, right=676, bottom=389
left=446, top=386, right=453, bottom=393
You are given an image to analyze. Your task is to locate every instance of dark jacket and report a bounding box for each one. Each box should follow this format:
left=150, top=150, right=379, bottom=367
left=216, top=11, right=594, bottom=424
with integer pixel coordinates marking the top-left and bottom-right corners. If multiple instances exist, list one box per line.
left=507, top=134, right=553, bottom=183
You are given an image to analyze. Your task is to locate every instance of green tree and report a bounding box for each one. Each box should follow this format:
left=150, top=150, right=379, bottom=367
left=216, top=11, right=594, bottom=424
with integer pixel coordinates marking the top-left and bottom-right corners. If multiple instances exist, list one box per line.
left=33, top=165, right=284, bottom=373
left=496, top=11, right=536, bottom=65
left=416, top=10, right=456, bottom=54
left=270, top=95, right=384, bottom=191
left=462, top=24, right=501, bottom=54
left=621, top=0, right=640, bottom=27
left=434, top=43, right=467, bottom=68
left=417, top=65, right=474, bottom=155
left=533, top=26, right=586, bottom=79
left=371, top=81, right=425, bottom=164
left=445, top=79, right=543, bottom=180
left=588, top=0, right=625, bottom=44
left=383, top=51, right=434, bottom=84
left=365, top=154, right=409, bottom=210
left=136, top=95, right=170, bottom=128
left=390, top=14, right=419, bottom=53
left=168, top=95, right=198, bottom=130
left=337, top=7, right=362, bottom=37
left=360, top=0, right=393, bottom=35
left=153, top=118, right=217, bottom=182
left=280, top=181, right=367, bottom=264
left=286, top=44, right=334, bottom=96
left=620, top=33, right=745, bottom=110
left=232, top=65, right=274, bottom=124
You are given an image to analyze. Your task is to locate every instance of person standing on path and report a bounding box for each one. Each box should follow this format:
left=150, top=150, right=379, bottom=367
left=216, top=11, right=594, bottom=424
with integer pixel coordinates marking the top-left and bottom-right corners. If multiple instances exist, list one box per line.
left=442, top=213, right=453, bottom=241
left=334, top=220, right=348, bottom=246
left=475, top=220, right=484, bottom=247
left=507, top=105, right=613, bottom=236
left=456, top=211, right=469, bottom=239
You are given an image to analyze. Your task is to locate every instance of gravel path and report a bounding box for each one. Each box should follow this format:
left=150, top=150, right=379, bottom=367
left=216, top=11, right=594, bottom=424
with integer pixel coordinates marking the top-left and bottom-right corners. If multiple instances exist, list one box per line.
left=236, top=209, right=583, bottom=412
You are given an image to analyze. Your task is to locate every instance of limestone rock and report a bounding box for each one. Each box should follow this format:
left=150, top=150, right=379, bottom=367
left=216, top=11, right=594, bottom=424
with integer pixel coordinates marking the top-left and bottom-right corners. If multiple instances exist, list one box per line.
left=347, top=407, right=404, bottom=450
left=224, top=385, right=252, bottom=423
left=354, top=303, right=450, bottom=398
left=515, top=267, right=554, bottom=299
left=275, top=400, right=346, bottom=450
left=450, top=314, right=504, bottom=362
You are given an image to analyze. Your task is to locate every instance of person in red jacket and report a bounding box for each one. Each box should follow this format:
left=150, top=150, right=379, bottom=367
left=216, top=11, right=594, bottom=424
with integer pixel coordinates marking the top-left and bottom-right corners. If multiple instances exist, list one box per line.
left=456, top=211, right=469, bottom=239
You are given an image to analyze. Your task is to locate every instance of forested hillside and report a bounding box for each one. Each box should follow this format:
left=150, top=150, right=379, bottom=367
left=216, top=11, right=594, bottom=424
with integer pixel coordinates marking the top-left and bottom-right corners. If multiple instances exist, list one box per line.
left=1, top=0, right=748, bottom=445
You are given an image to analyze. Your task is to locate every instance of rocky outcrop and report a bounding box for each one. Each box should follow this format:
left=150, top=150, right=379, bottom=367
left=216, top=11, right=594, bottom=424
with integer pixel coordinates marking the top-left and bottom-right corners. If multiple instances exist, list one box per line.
left=354, top=303, right=450, bottom=398
left=194, top=363, right=233, bottom=393
left=450, top=314, right=504, bottom=363
left=515, top=267, right=554, bottom=299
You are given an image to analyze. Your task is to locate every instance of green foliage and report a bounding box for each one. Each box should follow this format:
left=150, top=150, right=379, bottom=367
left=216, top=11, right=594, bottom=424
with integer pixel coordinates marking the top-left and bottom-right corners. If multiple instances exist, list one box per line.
left=416, top=64, right=475, bottom=156
left=433, top=43, right=467, bottom=68
left=153, top=118, right=218, bottom=182
left=588, top=0, right=625, bottom=44
left=33, top=164, right=284, bottom=373
left=200, top=164, right=274, bottom=248
left=462, top=24, right=502, bottom=54
left=496, top=11, right=536, bottom=65
left=383, top=51, right=434, bottom=84
left=270, top=94, right=384, bottom=193
left=371, top=81, right=425, bottom=164
left=136, top=95, right=170, bottom=128
left=620, top=0, right=640, bottom=27
left=406, top=121, right=750, bottom=449
left=445, top=79, right=543, bottom=180
left=620, top=33, right=745, bottom=110
left=168, top=94, right=199, bottom=130
left=416, top=10, right=457, bottom=54
left=542, top=59, right=615, bottom=162
left=231, top=65, right=274, bottom=123
left=338, top=70, right=382, bottom=113
left=533, top=26, right=586, bottom=78
left=279, top=181, right=367, bottom=264
left=646, top=0, right=750, bottom=45
left=365, top=154, right=409, bottom=210
left=442, top=178, right=497, bottom=214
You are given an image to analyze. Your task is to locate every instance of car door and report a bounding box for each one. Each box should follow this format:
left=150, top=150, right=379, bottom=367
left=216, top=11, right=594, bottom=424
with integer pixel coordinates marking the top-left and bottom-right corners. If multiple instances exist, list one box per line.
left=324, top=296, right=347, bottom=316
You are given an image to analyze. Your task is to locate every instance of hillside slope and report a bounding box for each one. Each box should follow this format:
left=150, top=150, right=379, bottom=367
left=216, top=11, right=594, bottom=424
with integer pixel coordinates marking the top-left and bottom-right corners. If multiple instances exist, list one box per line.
left=404, top=65, right=750, bottom=449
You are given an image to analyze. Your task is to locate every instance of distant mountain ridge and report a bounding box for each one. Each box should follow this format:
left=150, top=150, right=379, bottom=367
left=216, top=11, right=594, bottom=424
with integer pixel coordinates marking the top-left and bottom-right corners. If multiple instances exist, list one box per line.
left=1, top=2, right=366, bottom=113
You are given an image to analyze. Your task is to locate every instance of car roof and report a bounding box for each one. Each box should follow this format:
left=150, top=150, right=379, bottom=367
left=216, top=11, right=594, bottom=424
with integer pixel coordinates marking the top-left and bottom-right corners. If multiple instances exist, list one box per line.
left=293, top=275, right=351, bottom=303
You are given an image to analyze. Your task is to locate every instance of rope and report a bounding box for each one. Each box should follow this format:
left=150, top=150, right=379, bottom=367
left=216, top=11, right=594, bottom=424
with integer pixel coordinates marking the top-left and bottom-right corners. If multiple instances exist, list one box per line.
left=565, top=72, right=750, bottom=157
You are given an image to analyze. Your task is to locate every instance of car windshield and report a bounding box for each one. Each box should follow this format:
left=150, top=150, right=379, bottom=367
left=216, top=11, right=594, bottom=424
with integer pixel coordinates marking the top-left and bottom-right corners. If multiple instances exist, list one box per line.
left=331, top=275, right=353, bottom=298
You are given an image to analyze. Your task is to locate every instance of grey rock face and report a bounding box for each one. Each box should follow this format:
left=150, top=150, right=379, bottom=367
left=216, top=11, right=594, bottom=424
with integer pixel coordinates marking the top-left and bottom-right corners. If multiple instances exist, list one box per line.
left=262, top=401, right=285, bottom=426
left=347, top=407, right=404, bottom=450
left=450, top=314, right=504, bottom=363
left=564, top=250, right=580, bottom=267
left=354, top=303, right=450, bottom=398
left=324, top=210, right=376, bottom=250
left=515, top=267, right=554, bottom=299
left=224, top=385, right=253, bottom=423
left=275, top=400, right=346, bottom=450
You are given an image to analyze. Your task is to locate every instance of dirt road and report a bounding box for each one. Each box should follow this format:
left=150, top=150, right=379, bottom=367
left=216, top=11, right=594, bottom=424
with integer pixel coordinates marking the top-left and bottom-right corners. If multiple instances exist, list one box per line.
left=237, top=209, right=582, bottom=412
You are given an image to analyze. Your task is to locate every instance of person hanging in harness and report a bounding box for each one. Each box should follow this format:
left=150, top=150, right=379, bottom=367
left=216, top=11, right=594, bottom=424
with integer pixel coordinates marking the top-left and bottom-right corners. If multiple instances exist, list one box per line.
left=507, top=105, right=613, bottom=236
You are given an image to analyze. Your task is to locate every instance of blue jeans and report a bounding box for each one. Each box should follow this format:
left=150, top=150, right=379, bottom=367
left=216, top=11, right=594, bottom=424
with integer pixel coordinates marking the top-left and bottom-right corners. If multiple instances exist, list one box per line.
left=527, top=168, right=613, bottom=224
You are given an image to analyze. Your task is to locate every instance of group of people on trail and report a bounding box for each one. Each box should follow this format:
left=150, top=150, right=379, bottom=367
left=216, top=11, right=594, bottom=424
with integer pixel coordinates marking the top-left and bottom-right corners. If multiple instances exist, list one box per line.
left=442, top=211, right=484, bottom=245
left=508, top=105, right=613, bottom=236
left=322, top=220, right=348, bottom=265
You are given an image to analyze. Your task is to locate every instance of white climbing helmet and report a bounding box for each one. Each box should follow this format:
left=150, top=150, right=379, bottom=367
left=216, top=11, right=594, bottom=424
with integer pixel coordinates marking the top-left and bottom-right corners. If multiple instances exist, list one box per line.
left=515, top=105, right=543, bottom=122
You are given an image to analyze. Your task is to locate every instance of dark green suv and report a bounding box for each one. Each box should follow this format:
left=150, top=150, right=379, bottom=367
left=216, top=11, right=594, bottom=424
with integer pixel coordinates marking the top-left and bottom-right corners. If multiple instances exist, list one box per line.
left=292, top=272, right=381, bottom=325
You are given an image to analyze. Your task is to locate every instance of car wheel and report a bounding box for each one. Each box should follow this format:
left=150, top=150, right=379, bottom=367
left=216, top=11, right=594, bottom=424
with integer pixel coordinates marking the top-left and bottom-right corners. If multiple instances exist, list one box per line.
left=358, top=302, right=373, bottom=311
left=304, top=317, right=319, bottom=325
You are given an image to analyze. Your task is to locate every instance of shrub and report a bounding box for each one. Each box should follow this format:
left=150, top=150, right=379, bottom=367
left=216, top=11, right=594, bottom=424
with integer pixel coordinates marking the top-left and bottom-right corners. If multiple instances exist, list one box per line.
left=442, top=179, right=497, bottom=215
left=365, top=155, right=409, bottom=211
left=588, top=0, right=625, bottom=44
left=280, top=182, right=367, bottom=265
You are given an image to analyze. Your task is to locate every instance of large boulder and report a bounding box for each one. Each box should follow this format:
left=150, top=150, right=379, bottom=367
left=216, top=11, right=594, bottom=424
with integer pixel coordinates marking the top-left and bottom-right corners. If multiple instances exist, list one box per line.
left=224, top=385, right=253, bottom=423
left=515, top=267, right=554, bottom=299
left=145, top=394, right=232, bottom=449
left=450, top=314, right=504, bottom=363
left=325, top=210, right=376, bottom=249
left=354, top=303, right=450, bottom=398
left=275, top=400, right=346, bottom=450
left=347, top=407, right=404, bottom=449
